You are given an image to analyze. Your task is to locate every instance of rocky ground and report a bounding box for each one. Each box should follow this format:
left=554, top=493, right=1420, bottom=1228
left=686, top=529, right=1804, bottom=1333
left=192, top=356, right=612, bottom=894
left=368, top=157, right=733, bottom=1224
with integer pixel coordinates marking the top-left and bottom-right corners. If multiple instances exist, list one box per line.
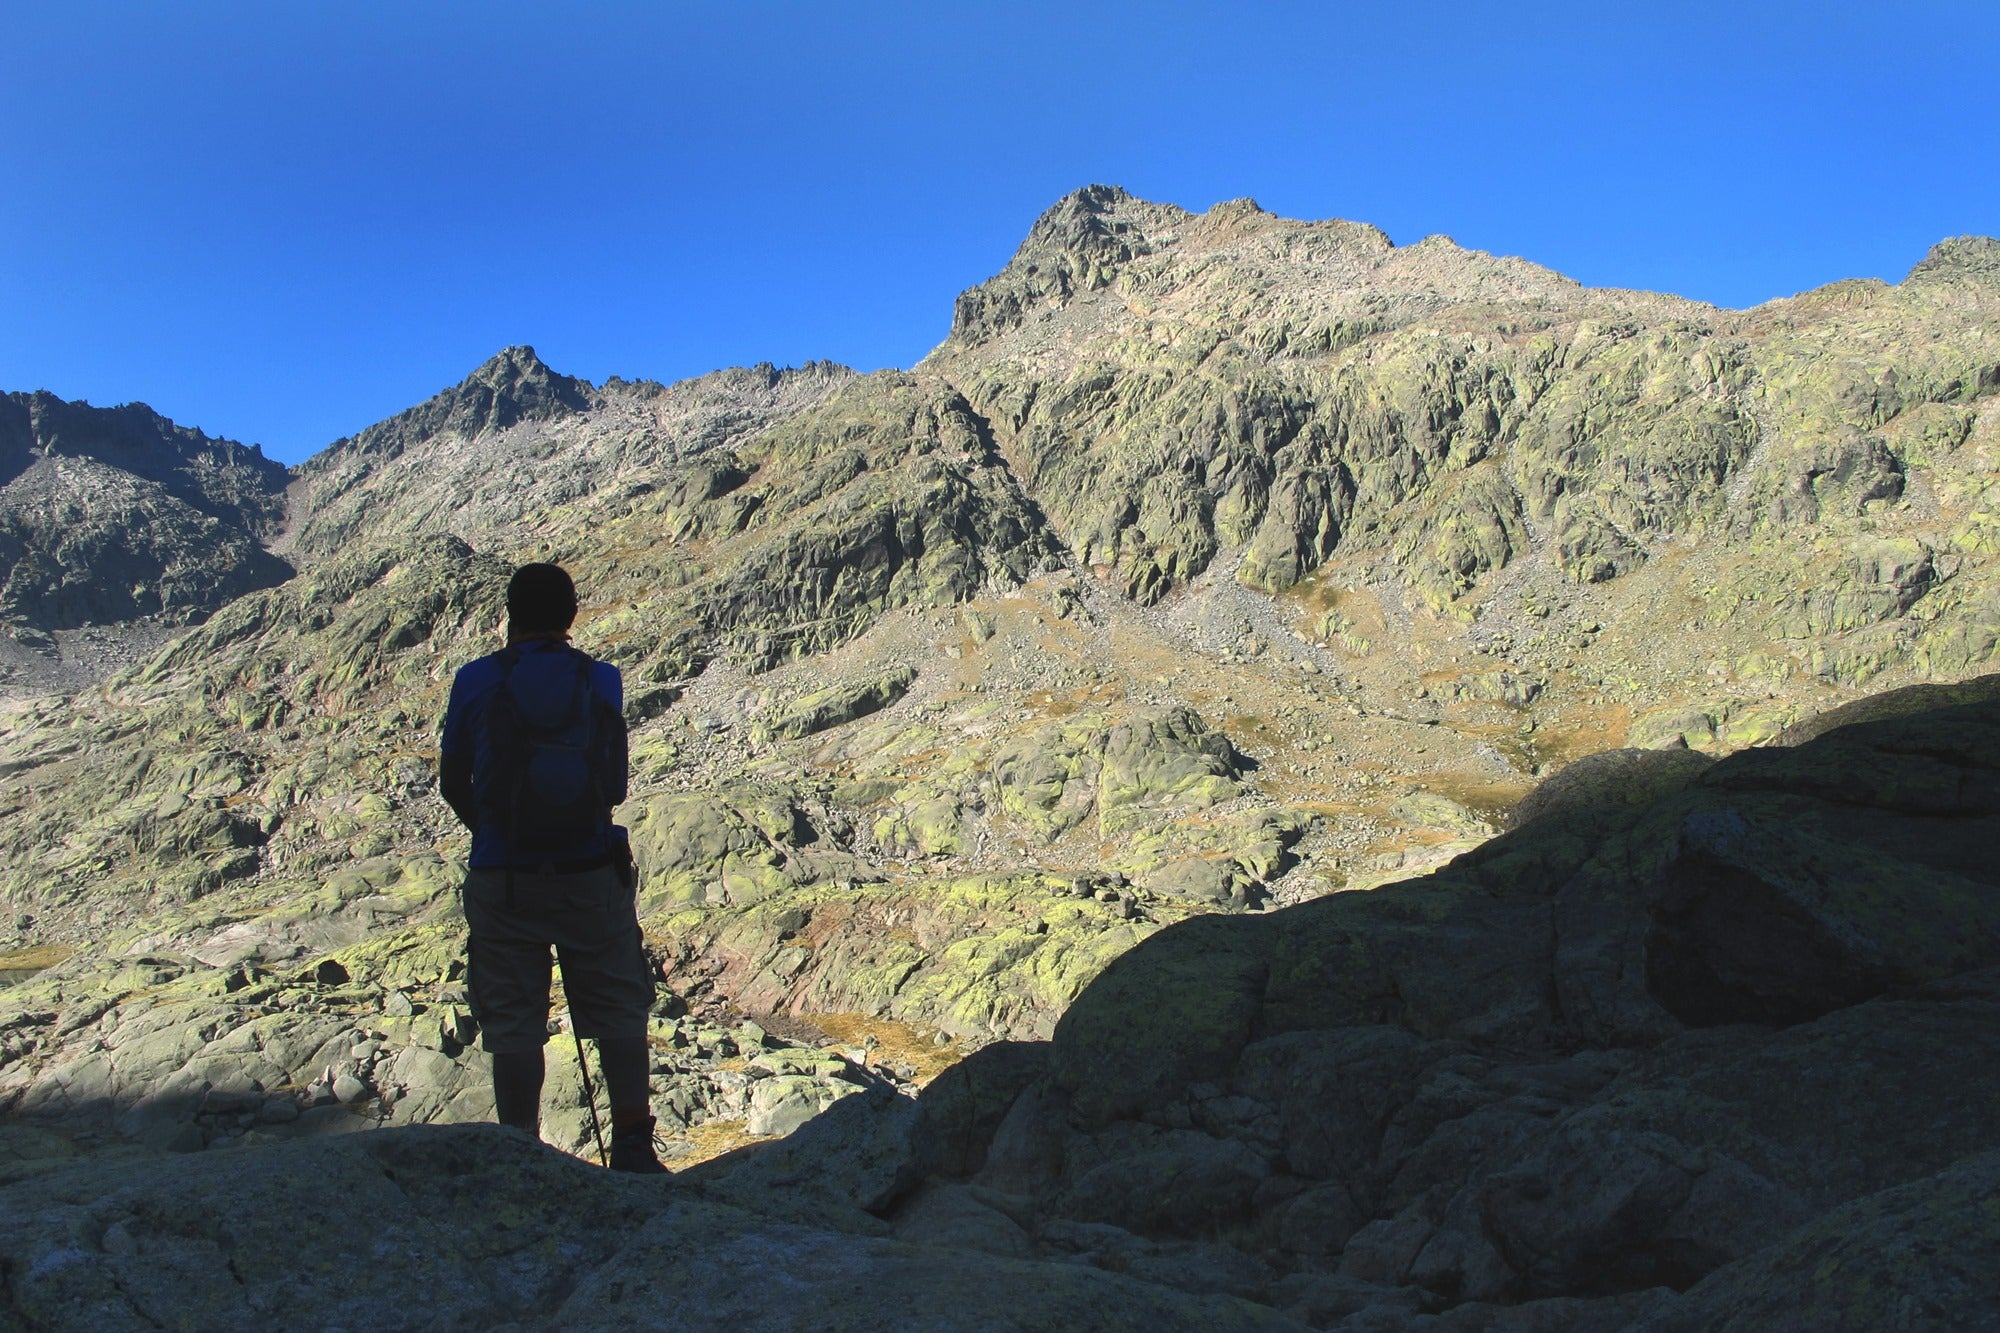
left=2, top=188, right=1999, bottom=1326
left=0, top=621, right=185, bottom=697
left=2, top=679, right=1995, bottom=1329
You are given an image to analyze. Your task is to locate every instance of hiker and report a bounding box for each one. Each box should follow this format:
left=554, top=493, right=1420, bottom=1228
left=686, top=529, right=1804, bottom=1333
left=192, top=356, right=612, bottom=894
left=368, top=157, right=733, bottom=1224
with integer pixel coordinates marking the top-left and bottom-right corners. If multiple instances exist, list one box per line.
left=438, top=562, right=666, bottom=1173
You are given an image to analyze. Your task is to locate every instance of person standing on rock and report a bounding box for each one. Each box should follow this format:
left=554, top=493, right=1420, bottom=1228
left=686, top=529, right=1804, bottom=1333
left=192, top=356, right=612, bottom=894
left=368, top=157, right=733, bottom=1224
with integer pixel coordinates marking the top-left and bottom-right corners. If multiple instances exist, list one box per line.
left=438, top=562, right=666, bottom=1173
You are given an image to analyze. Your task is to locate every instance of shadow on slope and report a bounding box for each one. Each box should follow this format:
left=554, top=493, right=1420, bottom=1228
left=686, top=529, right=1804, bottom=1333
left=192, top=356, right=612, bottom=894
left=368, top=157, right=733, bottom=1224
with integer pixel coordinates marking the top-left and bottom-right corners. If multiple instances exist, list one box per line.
left=843, top=675, right=2000, bottom=1326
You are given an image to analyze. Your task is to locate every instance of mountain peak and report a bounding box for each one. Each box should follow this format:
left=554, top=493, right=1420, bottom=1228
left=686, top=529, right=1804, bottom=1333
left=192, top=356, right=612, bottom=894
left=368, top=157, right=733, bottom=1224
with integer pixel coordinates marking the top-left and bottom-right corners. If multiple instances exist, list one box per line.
left=452, top=345, right=594, bottom=427
left=946, top=187, right=1195, bottom=345
left=1019, top=184, right=1191, bottom=266
left=470, top=343, right=553, bottom=379
left=1905, top=235, right=2000, bottom=289
left=329, top=347, right=596, bottom=463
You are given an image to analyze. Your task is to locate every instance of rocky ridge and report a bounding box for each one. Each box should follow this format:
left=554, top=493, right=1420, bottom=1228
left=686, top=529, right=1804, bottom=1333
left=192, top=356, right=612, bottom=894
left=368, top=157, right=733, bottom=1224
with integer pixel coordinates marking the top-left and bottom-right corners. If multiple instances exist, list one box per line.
left=282, top=348, right=858, bottom=562
left=1, top=187, right=1999, bottom=1326
left=0, top=392, right=293, bottom=692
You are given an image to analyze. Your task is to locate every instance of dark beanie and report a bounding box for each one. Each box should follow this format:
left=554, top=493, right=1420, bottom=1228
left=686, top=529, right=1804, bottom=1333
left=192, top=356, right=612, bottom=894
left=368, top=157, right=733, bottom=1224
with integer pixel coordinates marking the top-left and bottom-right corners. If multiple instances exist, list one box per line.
left=507, top=563, right=577, bottom=633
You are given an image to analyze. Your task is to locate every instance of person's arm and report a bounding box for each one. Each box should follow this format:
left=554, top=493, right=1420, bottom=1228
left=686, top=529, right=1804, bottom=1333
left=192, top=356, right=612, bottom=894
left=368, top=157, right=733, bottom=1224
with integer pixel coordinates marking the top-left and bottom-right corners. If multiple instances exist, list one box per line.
left=595, top=661, right=637, bottom=889
left=440, top=749, right=477, bottom=831
left=439, top=671, right=479, bottom=832
left=595, top=662, right=629, bottom=812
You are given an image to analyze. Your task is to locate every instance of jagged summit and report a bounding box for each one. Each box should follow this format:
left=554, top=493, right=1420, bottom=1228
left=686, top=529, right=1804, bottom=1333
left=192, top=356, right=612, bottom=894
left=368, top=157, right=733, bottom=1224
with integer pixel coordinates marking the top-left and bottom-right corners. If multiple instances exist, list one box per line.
left=462, top=343, right=593, bottom=408
left=1017, top=183, right=1193, bottom=264
left=942, top=186, right=1633, bottom=354
left=281, top=346, right=857, bottom=562
left=943, top=186, right=1192, bottom=344
left=1905, top=234, right=2000, bottom=289
left=321, top=344, right=598, bottom=464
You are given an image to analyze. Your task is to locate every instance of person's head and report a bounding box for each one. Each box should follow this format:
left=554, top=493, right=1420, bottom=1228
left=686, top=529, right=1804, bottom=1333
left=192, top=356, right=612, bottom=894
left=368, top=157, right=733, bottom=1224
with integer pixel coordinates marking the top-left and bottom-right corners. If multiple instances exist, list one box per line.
left=506, top=563, right=577, bottom=637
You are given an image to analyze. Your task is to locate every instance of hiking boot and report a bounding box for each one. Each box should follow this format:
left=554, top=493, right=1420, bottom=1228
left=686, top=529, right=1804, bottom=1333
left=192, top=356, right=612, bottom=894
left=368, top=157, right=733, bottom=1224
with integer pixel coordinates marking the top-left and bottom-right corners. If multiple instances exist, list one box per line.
left=609, top=1116, right=668, bottom=1174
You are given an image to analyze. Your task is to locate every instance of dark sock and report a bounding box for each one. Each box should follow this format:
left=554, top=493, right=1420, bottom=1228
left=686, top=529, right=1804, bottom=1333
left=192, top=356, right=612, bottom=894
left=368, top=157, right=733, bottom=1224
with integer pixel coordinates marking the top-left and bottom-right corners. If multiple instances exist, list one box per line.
left=492, top=1049, right=545, bottom=1135
left=597, top=1035, right=651, bottom=1126
left=597, top=1035, right=667, bottom=1172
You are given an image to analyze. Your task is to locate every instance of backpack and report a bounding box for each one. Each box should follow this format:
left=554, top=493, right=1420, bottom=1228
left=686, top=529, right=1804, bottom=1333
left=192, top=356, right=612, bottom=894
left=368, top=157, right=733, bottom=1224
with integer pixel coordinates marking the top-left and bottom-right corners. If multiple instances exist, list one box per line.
left=476, top=644, right=626, bottom=865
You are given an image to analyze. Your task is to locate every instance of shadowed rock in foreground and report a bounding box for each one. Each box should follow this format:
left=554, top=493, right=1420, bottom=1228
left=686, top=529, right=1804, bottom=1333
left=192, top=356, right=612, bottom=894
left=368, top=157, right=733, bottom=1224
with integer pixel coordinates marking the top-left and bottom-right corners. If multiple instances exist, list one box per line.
left=0, top=1122, right=1300, bottom=1330
left=926, top=678, right=2000, bottom=1327
left=5, top=679, right=1998, bottom=1329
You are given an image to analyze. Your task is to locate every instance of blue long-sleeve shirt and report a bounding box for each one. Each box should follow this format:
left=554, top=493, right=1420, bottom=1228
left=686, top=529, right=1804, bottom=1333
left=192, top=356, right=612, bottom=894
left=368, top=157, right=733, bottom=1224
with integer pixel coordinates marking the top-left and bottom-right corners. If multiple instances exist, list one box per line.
left=439, top=639, right=629, bottom=869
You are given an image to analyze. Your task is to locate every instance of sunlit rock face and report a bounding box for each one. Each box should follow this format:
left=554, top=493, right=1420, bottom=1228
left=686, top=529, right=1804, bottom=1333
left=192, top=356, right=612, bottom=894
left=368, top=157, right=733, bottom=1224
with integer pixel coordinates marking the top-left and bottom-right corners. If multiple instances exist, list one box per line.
left=2, top=190, right=2000, bottom=1329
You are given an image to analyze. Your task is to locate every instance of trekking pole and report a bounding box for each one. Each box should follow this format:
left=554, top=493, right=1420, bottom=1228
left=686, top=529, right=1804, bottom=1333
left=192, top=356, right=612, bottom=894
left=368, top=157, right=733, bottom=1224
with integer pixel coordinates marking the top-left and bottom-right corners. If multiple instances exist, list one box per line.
left=556, top=955, right=609, bottom=1167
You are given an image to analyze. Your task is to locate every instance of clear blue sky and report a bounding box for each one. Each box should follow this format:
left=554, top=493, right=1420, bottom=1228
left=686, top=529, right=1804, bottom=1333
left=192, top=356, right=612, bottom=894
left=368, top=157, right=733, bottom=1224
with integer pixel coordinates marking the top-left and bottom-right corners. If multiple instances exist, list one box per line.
left=4, top=2, right=1995, bottom=464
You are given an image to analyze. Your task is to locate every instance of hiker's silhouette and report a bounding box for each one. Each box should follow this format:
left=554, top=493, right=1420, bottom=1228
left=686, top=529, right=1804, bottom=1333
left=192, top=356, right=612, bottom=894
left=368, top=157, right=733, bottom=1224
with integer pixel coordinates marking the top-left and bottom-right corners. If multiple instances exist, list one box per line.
left=440, top=562, right=666, bottom=1173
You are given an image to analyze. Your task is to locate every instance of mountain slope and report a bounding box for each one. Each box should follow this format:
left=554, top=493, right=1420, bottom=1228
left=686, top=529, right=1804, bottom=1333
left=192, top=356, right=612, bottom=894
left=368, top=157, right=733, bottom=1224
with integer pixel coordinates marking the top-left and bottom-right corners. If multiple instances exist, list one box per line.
left=285, top=346, right=858, bottom=563
left=3, top=188, right=2000, bottom=1229
left=0, top=392, right=291, bottom=631
left=0, top=351, right=859, bottom=693
left=931, top=188, right=1996, bottom=638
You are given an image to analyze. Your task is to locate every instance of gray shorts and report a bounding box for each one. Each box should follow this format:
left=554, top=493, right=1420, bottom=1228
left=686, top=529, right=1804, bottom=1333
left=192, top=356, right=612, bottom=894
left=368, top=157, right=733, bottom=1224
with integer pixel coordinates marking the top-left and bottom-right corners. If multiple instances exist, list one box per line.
left=461, top=864, right=654, bottom=1054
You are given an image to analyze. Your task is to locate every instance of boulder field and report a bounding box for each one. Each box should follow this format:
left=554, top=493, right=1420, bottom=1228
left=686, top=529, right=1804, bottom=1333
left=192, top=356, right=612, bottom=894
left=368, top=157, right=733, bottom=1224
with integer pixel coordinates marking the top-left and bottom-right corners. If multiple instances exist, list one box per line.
left=4, top=677, right=1996, bottom=1329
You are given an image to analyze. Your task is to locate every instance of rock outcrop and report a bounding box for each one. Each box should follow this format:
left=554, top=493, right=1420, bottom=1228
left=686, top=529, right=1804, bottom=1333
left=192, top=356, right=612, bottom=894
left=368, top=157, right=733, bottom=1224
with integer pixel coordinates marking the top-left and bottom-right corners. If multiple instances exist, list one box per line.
left=0, top=391, right=291, bottom=631
left=872, top=678, right=2000, bottom=1326
left=0, top=1122, right=1304, bottom=1329
left=3, top=680, right=1995, bottom=1329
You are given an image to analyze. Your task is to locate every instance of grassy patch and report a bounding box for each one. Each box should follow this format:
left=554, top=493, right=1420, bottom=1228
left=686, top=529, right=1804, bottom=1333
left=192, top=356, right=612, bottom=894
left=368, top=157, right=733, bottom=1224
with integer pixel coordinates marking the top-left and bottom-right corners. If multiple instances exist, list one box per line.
left=0, top=945, right=73, bottom=971
left=0, top=945, right=73, bottom=984
left=805, top=1011, right=964, bottom=1084
left=663, top=1117, right=774, bottom=1168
